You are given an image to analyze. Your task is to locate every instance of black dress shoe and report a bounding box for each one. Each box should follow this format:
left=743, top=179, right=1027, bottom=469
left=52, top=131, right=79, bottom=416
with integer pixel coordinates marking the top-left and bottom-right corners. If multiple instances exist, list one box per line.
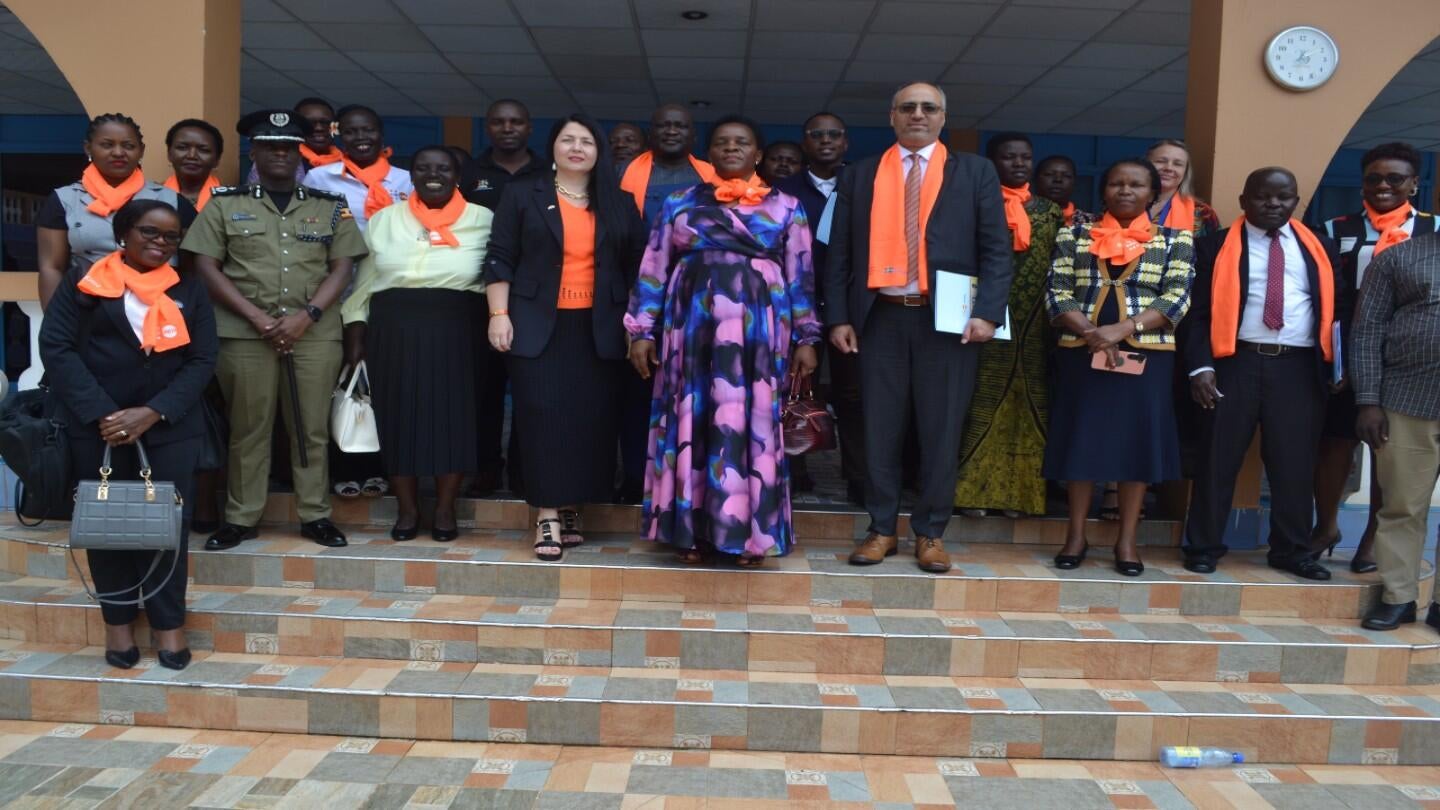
left=1362, top=600, right=1417, bottom=631
left=205, top=524, right=257, bottom=551
left=1054, top=543, right=1088, bottom=570
left=105, top=647, right=140, bottom=669
left=157, top=648, right=192, bottom=670
left=1269, top=558, right=1332, bottom=581
left=431, top=526, right=459, bottom=542
left=390, top=522, right=418, bottom=542
left=300, top=519, right=348, bottom=547
left=1425, top=602, right=1440, bottom=632
left=1114, top=558, right=1145, bottom=577
left=1183, top=558, right=1217, bottom=574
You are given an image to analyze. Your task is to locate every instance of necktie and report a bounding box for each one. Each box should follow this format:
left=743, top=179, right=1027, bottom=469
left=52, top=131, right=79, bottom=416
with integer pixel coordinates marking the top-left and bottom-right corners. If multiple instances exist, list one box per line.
left=905, top=153, right=922, bottom=287
left=1263, top=229, right=1285, bottom=330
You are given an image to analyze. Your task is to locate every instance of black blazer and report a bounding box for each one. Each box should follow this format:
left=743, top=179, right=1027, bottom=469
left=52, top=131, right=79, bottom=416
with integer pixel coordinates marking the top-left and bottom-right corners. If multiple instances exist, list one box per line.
left=822, top=148, right=1012, bottom=334
left=1180, top=226, right=1347, bottom=389
left=482, top=176, right=647, bottom=359
left=775, top=168, right=844, bottom=284
left=38, top=266, right=219, bottom=446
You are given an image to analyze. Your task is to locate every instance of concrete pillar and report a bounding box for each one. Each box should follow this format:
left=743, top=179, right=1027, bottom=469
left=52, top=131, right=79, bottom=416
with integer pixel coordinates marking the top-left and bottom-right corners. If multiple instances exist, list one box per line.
left=442, top=117, right=475, bottom=153
left=6, top=0, right=242, bottom=183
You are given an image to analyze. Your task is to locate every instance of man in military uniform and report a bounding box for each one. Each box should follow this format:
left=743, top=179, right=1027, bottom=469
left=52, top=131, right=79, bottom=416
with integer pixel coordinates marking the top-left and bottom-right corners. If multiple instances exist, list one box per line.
left=181, top=110, right=368, bottom=550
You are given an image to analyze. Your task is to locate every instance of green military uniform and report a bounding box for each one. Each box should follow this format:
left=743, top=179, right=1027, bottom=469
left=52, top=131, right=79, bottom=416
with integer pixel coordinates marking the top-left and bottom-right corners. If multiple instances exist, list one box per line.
left=180, top=182, right=367, bottom=527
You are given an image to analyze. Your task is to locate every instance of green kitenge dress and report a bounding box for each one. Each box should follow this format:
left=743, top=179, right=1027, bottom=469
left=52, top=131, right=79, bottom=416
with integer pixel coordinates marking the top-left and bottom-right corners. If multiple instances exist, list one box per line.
left=954, top=196, right=1061, bottom=515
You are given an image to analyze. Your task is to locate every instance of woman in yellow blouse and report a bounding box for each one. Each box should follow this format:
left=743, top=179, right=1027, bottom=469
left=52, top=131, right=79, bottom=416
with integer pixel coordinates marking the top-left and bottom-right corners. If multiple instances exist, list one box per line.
left=342, top=146, right=493, bottom=542
left=1044, top=158, right=1196, bottom=576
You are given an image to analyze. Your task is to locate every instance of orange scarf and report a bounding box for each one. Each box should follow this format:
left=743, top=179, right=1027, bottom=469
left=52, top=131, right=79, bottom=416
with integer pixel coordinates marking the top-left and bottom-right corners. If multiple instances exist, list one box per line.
left=1159, top=193, right=1197, bottom=231
left=619, top=151, right=717, bottom=215
left=341, top=147, right=396, bottom=219
left=1062, top=202, right=1076, bottom=226
left=408, top=190, right=467, bottom=248
left=868, top=142, right=948, bottom=293
left=1001, top=183, right=1032, bottom=251
left=1365, top=201, right=1413, bottom=256
left=712, top=174, right=770, bottom=206
left=81, top=164, right=145, bottom=217
left=300, top=143, right=343, bottom=167
left=163, top=173, right=222, bottom=211
left=77, top=251, right=190, bottom=353
left=1210, top=216, right=1334, bottom=361
left=1088, top=212, right=1153, bottom=266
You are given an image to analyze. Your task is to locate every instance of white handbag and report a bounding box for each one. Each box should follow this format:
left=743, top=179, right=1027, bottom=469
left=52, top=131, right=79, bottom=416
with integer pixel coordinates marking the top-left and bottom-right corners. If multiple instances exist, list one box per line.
left=331, top=361, right=381, bottom=453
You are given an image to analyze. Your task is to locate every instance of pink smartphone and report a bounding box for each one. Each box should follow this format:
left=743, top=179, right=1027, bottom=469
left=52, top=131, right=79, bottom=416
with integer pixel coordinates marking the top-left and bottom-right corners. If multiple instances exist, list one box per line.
left=1092, top=350, right=1147, bottom=375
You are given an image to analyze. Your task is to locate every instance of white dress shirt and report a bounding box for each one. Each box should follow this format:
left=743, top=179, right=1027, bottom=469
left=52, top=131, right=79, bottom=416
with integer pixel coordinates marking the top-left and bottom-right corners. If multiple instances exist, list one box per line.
left=1238, top=221, right=1314, bottom=347
left=302, top=162, right=414, bottom=232
left=809, top=171, right=838, bottom=199
left=880, top=141, right=938, bottom=297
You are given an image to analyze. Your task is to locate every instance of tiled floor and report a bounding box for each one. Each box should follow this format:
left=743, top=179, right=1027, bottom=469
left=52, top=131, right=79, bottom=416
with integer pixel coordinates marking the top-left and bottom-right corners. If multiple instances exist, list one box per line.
left=0, top=719, right=1437, bottom=809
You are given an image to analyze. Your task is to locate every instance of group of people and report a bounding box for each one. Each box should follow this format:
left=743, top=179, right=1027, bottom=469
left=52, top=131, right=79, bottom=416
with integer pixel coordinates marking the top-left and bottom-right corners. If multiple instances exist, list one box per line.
left=28, top=81, right=1440, bottom=669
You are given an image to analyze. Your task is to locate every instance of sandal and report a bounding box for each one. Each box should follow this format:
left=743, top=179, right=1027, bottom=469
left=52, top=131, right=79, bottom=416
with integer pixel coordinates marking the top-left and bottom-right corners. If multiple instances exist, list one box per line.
left=737, top=553, right=766, bottom=568
left=333, top=481, right=362, bottom=499
left=676, top=547, right=708, bottom=565
left=558, top=508, right=584, bottom=547
left=534, top=518, right=564, bottom=562
left=360, top=477, right=389, bottom=497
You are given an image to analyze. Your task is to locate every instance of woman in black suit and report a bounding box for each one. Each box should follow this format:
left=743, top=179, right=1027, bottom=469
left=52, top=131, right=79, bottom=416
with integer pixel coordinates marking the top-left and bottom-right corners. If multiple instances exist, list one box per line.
left=39, top=200, right=218, bottom=671
left=484, top=114, right=646, bottom=560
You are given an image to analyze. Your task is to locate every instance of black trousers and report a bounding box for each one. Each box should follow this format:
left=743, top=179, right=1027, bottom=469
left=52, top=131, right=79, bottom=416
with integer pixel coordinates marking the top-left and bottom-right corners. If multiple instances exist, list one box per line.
left=859, top=303, right=979, bottom=539
left=1183, top=347, right=1325, bottom=565
left=619, top=366, right=652, bottom=493
left=476, top=310, right=511, bottom=482
left=828, top=339, right=866, bottom=486
left=71, top=436, right=198, bottom=630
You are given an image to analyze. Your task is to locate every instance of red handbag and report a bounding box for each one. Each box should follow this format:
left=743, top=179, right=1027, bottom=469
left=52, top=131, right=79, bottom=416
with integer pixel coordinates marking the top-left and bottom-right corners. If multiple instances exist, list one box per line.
left=781, top=371, right=836, bottom=456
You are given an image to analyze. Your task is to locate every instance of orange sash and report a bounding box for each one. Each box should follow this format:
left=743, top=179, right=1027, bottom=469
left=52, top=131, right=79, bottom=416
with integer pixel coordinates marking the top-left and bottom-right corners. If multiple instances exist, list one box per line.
left=1159, top=193, right=1197, bottom=231
left=1001, top=183, right=1032, bottom=251
left=619, top=151, right=717, bottom=215
left=77, top=251, right=190, bottom=353
left=1365, top=201, right=1413, bottom=256
left=1209, top=216, right=1334, bottom=361
left=408, top=190, right=467, bottom=248
left=300, top=143, right=343, bottom=167
left=867, top=142, right=948, bottom=293
left=81, top=164, right=145, bottom=217
left=1088, top=212, right=1153, bottom=265
left=163, top=174, right=222, bottom=211
left=712, top=175, right=770, bottom=206
left=1062, top=201, right=1076, bottom=226
left=341, top=147, right=397, bottom=219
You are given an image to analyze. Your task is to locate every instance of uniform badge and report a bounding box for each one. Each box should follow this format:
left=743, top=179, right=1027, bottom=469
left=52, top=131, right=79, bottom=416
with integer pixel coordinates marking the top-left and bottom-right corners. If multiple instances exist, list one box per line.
left=269, top=112, right=290, bottom=127
left=476, top=180, right=492, bottom=191
left=231, top=213, right=257, bottom=221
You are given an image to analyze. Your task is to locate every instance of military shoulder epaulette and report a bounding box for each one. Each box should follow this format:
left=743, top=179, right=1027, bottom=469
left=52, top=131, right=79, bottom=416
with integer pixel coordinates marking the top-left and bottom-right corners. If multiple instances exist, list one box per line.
left=305, top=187, right=346, bottom=202
left=211, top=185, right=247, bottom=197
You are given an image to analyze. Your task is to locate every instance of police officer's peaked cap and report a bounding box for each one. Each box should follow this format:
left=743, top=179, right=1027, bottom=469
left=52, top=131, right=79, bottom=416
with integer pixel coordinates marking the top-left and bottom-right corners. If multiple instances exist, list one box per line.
left=237, top=109, right=307, bottom=142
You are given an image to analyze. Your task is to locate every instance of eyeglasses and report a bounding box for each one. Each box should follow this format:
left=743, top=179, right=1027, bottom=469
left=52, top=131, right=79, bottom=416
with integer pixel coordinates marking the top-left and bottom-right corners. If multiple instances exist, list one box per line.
left=894, top=102, right=943, bottom=116
left=1363, top=172, right=1414, bottom=188
left=135, top=225, right=182, bottom=245
left=806, top=128, right=845, bottom=140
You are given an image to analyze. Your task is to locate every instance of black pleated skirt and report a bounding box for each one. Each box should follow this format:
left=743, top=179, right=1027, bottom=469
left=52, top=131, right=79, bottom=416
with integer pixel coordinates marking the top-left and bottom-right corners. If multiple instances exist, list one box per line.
left=366, top=288, right=483, bottom=476
left=507, top=309, right=621, bottom=507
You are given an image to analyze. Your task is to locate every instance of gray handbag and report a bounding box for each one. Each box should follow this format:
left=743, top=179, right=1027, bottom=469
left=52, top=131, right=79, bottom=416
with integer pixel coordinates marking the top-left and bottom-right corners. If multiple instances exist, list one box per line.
left=68, top=440, right=184, bottom=606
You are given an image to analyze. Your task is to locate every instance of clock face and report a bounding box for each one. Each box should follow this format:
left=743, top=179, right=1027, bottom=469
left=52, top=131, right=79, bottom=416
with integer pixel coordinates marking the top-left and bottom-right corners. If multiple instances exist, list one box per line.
left=1265, top=26, right=1339, bottom=91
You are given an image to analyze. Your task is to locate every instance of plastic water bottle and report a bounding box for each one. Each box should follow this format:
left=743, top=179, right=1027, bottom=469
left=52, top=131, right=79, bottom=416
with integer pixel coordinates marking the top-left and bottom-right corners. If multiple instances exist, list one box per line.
left=1159, top=746, right=1244, bottom=768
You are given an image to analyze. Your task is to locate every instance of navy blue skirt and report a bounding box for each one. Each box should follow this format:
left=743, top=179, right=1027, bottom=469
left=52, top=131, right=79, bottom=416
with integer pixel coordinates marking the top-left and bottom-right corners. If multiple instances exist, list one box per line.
left=1042, top=345, right=1182, bottom=484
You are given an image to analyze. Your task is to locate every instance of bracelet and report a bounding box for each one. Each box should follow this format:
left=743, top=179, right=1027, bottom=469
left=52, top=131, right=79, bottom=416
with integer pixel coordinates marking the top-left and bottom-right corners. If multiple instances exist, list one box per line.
left=490, top=309, right=508, bottom=317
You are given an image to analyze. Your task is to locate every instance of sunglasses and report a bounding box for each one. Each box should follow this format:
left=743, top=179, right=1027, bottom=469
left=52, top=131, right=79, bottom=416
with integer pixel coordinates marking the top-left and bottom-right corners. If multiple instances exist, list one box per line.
left=806, top=128, right=846, bottom=140
left=894, top=102, right=943, bottom=116
left=134, top=225, right=182, bottom=246
left=1363, top=172, right=1414, bottom=188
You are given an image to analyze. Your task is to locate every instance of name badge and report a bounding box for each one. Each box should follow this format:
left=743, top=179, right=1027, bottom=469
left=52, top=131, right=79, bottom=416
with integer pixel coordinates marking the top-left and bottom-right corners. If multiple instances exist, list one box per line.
left=230, top=213, right=257, bottom=221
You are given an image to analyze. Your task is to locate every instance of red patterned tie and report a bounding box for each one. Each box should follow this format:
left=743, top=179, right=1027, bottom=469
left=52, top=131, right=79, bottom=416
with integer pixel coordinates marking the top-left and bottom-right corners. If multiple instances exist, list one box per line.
left=905, top=154, right=921, bottom=287
left=1263, top=229, right=1285, bottom=330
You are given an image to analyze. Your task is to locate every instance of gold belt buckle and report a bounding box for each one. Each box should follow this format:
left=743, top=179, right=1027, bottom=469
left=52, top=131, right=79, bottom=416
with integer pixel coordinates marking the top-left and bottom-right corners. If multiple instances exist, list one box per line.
left=901, top=294, right=925, bottom=307
left=1256, top=343, right=1283, bottom=357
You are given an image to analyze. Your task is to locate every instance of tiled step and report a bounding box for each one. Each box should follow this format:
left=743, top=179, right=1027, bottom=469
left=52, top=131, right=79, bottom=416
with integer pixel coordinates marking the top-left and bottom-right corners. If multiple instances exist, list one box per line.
left=1, top=642, right=1438, bottom=764
left=5, top=577, right=1439, bottom=685
left=0, top=523, right=1425, bottom=618
left=268, top=494, right=1186, bottom=546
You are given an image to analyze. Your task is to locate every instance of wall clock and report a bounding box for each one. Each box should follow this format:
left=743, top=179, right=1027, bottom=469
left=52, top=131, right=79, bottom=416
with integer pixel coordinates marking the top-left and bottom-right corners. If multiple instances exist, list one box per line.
left=1265, top=25, right=1339, bottom=91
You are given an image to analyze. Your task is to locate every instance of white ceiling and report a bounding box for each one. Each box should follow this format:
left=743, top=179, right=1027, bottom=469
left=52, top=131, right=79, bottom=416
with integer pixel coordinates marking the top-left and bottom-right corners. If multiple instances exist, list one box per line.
left=0, top=0, right=1436, bottom=148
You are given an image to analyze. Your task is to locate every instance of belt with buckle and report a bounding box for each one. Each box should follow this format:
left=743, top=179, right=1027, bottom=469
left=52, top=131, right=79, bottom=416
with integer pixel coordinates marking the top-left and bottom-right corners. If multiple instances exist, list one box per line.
left=1237, top=340, right=1308, bottom=356
left=876, top=293, right=929, bottom=307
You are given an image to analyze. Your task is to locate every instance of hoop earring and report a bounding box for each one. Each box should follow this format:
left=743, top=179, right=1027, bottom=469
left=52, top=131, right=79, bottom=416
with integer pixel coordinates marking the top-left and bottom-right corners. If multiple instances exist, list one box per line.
left=1411, top=187, right=1419, bottom=197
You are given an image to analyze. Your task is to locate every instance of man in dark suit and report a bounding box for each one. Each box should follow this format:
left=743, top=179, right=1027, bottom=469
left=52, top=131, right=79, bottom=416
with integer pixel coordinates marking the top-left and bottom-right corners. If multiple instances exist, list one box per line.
left=826, top=82, right=1012, bottom=573
left=1180, top=167, right=1346, bottom=579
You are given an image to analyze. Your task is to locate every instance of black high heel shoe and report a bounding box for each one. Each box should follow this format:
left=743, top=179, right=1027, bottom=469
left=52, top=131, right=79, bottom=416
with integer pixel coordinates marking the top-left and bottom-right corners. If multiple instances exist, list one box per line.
left=391, top=520, right=419, bottom=542
left=158, top=648, right=192, bottom=671
left=431, top=526, right=459, bottom=542
left=1054, top=542, right=1088, bottom=570
left=105, top=647, right=140, bottom=669
left=1114, top=556, right=1145, bottom=577
left=1350, top=554, right=1377, bottom=574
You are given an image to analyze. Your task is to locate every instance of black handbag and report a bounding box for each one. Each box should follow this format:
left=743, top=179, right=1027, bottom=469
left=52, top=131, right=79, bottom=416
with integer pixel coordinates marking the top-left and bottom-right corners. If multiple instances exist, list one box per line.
left=0, top=386, right=73, bottom=525
left=196, top=395, right=229, bottom=472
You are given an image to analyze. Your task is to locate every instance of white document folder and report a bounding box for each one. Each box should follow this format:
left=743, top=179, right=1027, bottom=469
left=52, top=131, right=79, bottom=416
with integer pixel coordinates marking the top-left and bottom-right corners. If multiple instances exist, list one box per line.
left=933, top=270, right=1011, bottom=340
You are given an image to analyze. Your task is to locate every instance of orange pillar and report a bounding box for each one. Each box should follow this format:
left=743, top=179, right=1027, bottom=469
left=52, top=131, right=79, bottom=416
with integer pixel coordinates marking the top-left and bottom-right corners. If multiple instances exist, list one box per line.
left=6, top=0, right=242, bottom=183
left=442, top=117, right=475, bottom=153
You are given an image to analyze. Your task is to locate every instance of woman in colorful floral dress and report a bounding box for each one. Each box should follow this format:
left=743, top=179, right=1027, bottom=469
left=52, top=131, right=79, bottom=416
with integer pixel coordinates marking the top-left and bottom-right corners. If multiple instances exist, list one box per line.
left=626, top=114, right=821, bottom=567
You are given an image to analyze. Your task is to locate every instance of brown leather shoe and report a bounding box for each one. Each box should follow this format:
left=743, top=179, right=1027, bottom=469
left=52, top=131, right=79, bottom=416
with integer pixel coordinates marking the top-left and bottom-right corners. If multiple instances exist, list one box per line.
left=849, top=532, right=898, bottom=565
left=915, top=536, right=952, bottom=573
